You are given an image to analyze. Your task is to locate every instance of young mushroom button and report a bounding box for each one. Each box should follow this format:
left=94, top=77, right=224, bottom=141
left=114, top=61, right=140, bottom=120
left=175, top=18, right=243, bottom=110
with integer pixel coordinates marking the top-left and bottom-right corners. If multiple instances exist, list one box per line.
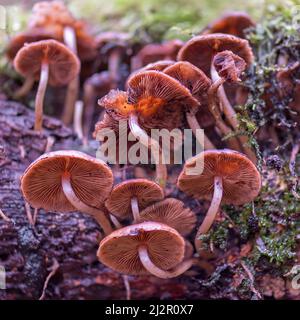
left=13, top=40, right=80, bottom=131
left=21, top=150, right=113, bottom=235
left=138, top=198, right=196, bottom=236
left=105, top=179, right=164, bottom=222
left=177, top=149, right=261, bottom=252
left=98, top=221, right=195, bottom=279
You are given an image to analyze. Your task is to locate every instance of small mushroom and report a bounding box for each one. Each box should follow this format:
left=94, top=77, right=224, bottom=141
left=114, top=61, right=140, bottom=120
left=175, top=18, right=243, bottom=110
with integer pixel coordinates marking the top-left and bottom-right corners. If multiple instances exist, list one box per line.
left=178, top=34, right=255, bottom=160
left=202, top=11, right=255, bottom=39
left=177, top=149, right=261, bottom=252
left=83, top=71, right=114, bottom=140
left=163, top=61, right=215, bottom=149
left=138, top=198, right=196, bottom=236
left=21, top=150, right=114, bottom=234
left=14, top=39, right=80, bottom=131
left=98, top=221, right=195, bottom=278
left=6, top=28, right=58, bottom=98
left=131, top=40, right=183, bottom=71
left=139, top=60, right=176, bottom=72
left=29, top=1, right=97, bottom=125
left=105, top=179, right=164, bottom=221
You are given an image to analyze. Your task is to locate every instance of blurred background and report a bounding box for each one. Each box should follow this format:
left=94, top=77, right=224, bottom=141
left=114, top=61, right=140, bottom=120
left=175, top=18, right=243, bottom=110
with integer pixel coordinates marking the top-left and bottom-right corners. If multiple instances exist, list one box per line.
left=1, top=0, right=300, bottom=43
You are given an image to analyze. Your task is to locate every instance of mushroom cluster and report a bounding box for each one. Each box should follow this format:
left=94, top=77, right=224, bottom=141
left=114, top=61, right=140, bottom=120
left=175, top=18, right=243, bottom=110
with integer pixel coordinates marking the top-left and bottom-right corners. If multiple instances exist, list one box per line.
left=13, top=3, right=265, bottom=280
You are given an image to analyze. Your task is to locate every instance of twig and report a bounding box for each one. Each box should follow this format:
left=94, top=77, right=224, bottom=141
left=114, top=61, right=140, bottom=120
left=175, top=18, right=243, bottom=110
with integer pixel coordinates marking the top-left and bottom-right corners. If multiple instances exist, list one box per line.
left=122, top=275, right=131, bottom=300
left=289, top=143, right=300, bottom=176
left=0, top=208, right=11, bottom=222
left=240, top=261, right=262, bottom=299
left=39, top=258, right=59, bottom=300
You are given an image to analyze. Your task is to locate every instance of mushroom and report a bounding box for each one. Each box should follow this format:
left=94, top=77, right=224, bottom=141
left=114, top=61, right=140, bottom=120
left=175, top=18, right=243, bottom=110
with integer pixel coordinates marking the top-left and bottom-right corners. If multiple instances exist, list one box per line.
left=209, top=50, right=256, bottom=161
left=29, top=1, right=97, bottom=125
left=163, top=61, right=215, bottom=149
left=83, top=72, right=114, bottom=141
left=139, top=60, right=175, bottom=72
left=138, top=198, right=196, bottom=236
left=178, top=34, right=254, bottom=143
left=130, top=40, right=183, bottom=72
left=6, top=28, right=58, bottom=98
left=21, top=150, right=114, bottom=235
left=99, top=71, right=199, bottom=186
left=202, top=11, right=255, bottom=39
left=13, top=40, right=80, bottom=131
left=98, top=221, right=195, bottom=278
left=105, top=179, right=164, bottom=222
left=177, top=149, right=261, bottom=252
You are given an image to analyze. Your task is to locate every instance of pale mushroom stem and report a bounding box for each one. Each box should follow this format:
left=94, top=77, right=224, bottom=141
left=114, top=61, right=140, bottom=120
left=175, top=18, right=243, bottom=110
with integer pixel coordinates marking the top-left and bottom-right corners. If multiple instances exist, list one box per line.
left=73, top=100, right=84, bottom=142
left=194, top=176, right=223, bottom=252
left=129, top=114, right=168, bottom=188
left=62, top=26, right=80, bottom=125
left=83, top=82, right=95, bottom=142
left=109, top=214, right=123, bottom=229
left=138, top=245, right=195, bottom=279
left=207, top=78, right=241, bottom=151
left=210, top=63, right=257, bottom=163
left=61, top=172, right=113, bottom=235
left=108, top=49, right=121, bottom=84
left=15, top=77, right=35, bottom=99
left=35, top=61, right=49, bottom=131
left=186, top=112, right=216, bottom=150
left=131, top=197, right=140, bottom=221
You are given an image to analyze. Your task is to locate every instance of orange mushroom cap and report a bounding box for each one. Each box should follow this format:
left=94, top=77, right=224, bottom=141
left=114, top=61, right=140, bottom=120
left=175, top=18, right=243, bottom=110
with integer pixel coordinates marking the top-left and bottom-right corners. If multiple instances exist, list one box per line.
left=105, top=179, right=164, bottom=220
left=21, top=150, right=113, bottom=213
left=98, top=221, right=185, bottom=275
left=138, top=198, right=196, bottom=236
left=177, top=33, right=254, bottom=76
left=13, top=39, right=80, bottom=87
left=203, top=11, right=255, bottom=39
left=6, top=28, right=58, bottom=61
left=164, top=61, right=212, bottom=104
left=177, top=149, right=261, bottom=205
left=127, top=70, right=199, bottom=118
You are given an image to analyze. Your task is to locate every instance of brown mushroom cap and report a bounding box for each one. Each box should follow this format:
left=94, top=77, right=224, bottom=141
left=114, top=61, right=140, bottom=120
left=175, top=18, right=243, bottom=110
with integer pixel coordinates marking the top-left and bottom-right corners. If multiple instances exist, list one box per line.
left=177, top=149, right=261, bottom=205
left=105, top=179, right=164, bottom=220
left=29, top=1, right=75, bottom=28
left=127, top=70, right=199, bottom=118
left=131, top=40, right=183, bottom=71
left=6, top=28, right=58, bottom=61
left=29, top=1, right=97, bottom=61
left=140, top=60, right=176, bottom=72
left=203, top=11, right=255, bottom=39
left=177, top=33, right=254, bottom=76
left=98, top=221, right=185, bottom=275
left=13, top=39, right=80, bottom=87
left=164, top=61, right=212, bottom=103
left=21, top=150, right=113, bottom=213
left=138, top=198, right=196, bottom=236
